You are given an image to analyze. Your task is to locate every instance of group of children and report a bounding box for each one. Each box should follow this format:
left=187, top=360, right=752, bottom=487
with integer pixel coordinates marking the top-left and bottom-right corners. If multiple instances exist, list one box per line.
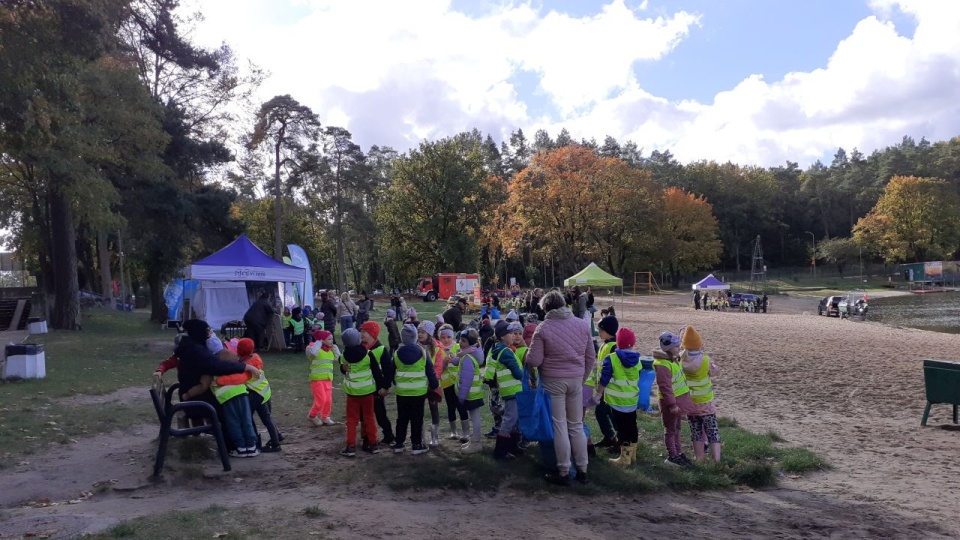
left=585, top=315, right=721, bottom=468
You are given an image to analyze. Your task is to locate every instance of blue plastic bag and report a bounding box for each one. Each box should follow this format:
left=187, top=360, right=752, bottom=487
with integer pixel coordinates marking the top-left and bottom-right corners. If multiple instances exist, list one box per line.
left=517, top=368, right=555, bottom=442
left=638, top=356, right=656, bottom=412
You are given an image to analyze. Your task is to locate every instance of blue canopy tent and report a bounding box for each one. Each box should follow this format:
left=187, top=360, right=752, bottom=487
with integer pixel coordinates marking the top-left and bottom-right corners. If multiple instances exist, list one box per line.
left=178, top=235, right=306, bottom=328
left=691, top=274, right=729, bottom=291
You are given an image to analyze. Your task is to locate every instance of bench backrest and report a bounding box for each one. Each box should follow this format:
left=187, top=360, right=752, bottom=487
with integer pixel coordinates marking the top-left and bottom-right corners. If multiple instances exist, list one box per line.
left=924, top=361, right=960, bottom=405
left=150, top=379, right=167, bottom=421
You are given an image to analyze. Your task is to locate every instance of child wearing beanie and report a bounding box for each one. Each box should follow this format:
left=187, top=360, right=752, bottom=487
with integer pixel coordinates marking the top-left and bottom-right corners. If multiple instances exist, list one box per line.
left=391, top=324, right=440, bottom=455
left=522, top=314, right=538, bottom=347
left=418, top=321, right=444, bottom=447
left=483, top=320, right=509, bottom=438
left=653, top=330, right=694, bottom=467
left=339, top=328, right=386, bottom=457
left=360, top=321, right=396, bottom=447
left=679, top=325, right=722, bottom=461
left=454, top=328, right=485, bottom=453
left=586, top=315, right=620, bottom=456
left=404, top=308, right=420, bottom=327
left=595, top=327, right=642, bottom=467
left=306, top=330, right=337, bottom=427
left=385, top=309, right=401, bottom=353
left=237, top=338, right=282, bottom=452
left=437, top=324, right=469, bottom=440
left=490, top=321, right=525, bottom=461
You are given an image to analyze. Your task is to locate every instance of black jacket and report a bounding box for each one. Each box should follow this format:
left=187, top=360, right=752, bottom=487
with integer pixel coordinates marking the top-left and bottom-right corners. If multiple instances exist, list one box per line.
left=174, top=338, right=245, bottom=394
left=442, top=306, right=464, bottom=331
left=243, top=298, right=274, bottom=327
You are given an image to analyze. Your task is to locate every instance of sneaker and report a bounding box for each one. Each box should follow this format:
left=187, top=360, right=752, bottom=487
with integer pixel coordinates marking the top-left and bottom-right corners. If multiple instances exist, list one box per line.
left=518, top=439, right=530, bottom=450
left=484, top=428, right=499, bottom=439
left=309, top=416, right=323, bottom=427
left=411, top=443, right=429, bottom=455
left=606, top=445, right=621, bottom=456
left=575, top=469, right=588, bottom=484
left=459, top=435, right=470, bottom=443
left=361, top=442, right=380, bottom=454
left=665, top=455, right=684, bottom=467
left=595, top=437, right=616, bottom=448
left=229, top=448, right=245, bottom=458
left=322, top=417, right=336, bottom=426
left=544, top=472, right=572, bottom=487
left=677, top=453, right=695, bottom=468
left=261, top=442, right=282, bottom=453
left=244, top=447, right=260, bottom=458
left=392, top=443, right=405, bottom=454
left=340, top=445, right=357, bottom=457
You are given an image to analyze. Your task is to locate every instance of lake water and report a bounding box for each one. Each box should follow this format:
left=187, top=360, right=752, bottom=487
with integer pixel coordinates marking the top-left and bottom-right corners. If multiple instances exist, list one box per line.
left=870, top=292, right=960, bottom=334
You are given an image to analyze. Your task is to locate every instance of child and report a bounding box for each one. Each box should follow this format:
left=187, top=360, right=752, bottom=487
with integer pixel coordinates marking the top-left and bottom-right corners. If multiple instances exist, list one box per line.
left=282, top=307, right=293, bottom=348
left=391, top=324, right=440, bottom=455
left=236, top=338, right=281, bottom=452
left=522, top=314, right=538, bottom=347
left=483, top=320, right=508, bottom=438
left=209, top=357, right=260, bottom=458
left=418, top=321, right=443, bottom=447
left=653, top=331, right=694, bottom=467
left=488, top=321, right=525, bottom=460
left=404, top=308, right=420, bottom=327
left=454, top=329, right=485, bottom=453
left=680, top=325, right=722, bottom=461
left=385, top=309, right=401, bottom=354
left=339, top=328, right=385, bottom=457
left=306, top=330, right=337, bottom=427
left=594, top=328, right=641, bottom=467
left=586, top=316, right=619, bottom=456
left=360, top=321, right=395, bottom=447
left=437, top=324, right=469, bottom=441
left=289, top=307, right=306, bottom=352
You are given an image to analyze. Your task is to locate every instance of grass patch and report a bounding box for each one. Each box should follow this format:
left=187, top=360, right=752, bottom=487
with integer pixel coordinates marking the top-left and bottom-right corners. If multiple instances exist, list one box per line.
left=105, top=523, right=136, bottom=538
left=303, top=505, right=327, bottom=518
left=779, top=447, right=832, bottom=473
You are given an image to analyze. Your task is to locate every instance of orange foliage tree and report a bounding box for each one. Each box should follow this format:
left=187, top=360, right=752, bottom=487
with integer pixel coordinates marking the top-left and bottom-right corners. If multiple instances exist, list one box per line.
left=659, top=187, right=724, bottom=287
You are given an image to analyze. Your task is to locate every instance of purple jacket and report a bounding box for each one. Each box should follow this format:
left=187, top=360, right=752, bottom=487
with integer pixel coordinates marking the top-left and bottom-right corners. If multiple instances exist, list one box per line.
left=525, top=308, right=595, bottom=381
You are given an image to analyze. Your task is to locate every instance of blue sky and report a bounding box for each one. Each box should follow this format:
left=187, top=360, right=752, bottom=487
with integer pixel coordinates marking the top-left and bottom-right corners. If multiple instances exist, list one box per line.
left=192, top=0, right=960, bottom=166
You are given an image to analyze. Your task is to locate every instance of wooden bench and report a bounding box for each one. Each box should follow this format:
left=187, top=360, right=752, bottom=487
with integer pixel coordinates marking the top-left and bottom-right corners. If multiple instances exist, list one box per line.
left=149, top=380, right=231, bottom=476
left=921, top=359, right=960, bottom=426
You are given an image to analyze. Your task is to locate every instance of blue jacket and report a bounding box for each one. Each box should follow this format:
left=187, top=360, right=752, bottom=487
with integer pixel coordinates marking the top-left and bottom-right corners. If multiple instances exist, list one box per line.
left=393, top=343, right=440, bottom=390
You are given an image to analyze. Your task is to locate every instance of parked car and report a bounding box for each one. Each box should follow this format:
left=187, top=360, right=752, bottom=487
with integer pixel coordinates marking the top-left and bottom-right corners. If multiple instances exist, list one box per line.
left=817, top=295, right=843, bottom=317
left=729, top=293, right=759, bottom=308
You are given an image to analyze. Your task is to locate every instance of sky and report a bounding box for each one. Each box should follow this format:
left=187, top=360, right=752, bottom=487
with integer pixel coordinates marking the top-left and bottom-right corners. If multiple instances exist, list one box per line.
left=188, top=0, right=960, bottom=167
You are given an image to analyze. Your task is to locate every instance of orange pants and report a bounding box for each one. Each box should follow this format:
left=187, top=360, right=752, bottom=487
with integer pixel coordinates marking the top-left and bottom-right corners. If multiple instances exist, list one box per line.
left=309, top=379, right=333, bottom=419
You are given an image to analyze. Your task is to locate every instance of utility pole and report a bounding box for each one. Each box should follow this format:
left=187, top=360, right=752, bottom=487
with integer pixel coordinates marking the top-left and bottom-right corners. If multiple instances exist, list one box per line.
left=805, top=231, right=816, bottom=279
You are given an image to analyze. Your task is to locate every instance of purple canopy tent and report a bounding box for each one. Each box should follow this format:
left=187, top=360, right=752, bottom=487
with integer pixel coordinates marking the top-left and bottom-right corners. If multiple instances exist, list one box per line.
left=691, top=274, right=729, bottom=291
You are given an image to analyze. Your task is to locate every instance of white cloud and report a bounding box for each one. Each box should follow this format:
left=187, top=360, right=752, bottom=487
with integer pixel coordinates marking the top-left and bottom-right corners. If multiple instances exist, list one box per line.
left=192, top=0, right=960, bottom=167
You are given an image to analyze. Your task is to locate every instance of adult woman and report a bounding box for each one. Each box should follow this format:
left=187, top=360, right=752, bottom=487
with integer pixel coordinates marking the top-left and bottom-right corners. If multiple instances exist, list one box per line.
left=525, top=290, right=595, bottom=485
left=339, top=292, right=358, bottom=334
left=356, top=291, right=373, bottom=329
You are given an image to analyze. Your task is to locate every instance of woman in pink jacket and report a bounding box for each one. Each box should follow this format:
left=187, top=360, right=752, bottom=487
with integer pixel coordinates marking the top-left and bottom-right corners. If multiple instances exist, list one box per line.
left=525, top=290, right=595, bottom=486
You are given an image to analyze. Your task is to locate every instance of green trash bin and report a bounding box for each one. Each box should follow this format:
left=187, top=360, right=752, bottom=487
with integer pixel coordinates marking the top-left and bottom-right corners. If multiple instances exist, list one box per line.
left=921, top=359, right=960, bottom=426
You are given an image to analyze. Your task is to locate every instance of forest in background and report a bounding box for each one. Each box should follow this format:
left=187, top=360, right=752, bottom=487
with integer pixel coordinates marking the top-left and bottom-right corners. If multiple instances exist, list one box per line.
left=3, top=0, right=960, bottom=328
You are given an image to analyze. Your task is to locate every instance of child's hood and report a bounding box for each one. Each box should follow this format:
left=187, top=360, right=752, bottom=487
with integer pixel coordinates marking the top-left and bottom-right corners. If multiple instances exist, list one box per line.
left=613, top=348, right=641, bottom=368
left=396, top=343, right=426, bottom=365
left=343, top=344, right=370, bottom=363
left=457, top=345, right=483, bottom=361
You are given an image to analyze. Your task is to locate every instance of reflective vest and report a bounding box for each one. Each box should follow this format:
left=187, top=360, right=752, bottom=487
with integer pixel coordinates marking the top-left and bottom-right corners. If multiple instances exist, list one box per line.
left=394, top=350, right=428, bottom=397
left=653, top=358, right=690, bottom=398
left=245, top=362, right=272, bottom=402
left=587, top=341, right=616, bottom=387
left=685, top=353, right=714, bottom=404
left=462, top=352, right=484, bottom=401
left=291, top=318, right=305, bottom=336
left=489, top=345, right=522, bottom=398
left=440, top=343, right=461, bottom=388
left=603, top=352, right=640, bottom=408
left=343, top=354, right=375, bottom=396
left=211, top=377, right=248, bottom=404
left=309, top=347, right=335, bottom=381
left=515, top=346, right=527, bottom=364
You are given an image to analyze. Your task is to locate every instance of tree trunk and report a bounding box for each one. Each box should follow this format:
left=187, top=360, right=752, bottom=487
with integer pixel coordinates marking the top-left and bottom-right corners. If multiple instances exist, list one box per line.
left=50, top=189, right=81, bottom=330
left=335, top=171, right=347, bottom=292
left=97, top=230, right=114, bottom=305
left=273, top=136, right=283, bottom=261
left=148, top=269, right=167, bottom=323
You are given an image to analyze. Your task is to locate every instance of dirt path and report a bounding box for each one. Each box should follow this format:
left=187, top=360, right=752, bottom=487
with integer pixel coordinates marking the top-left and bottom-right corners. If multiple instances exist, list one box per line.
left=2, top=296, right=958, bottom=539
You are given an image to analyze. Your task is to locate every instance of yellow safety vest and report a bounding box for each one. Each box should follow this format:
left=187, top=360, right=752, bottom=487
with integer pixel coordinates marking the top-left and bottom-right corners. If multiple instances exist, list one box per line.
left=685, top=353, right=714, bottom=404
left=587, top=341, right=616, bottom=387
left=440, top=343, right=461, bottom=388
left=603, top=352, right=639, bottom=408
left=343, top=354, right=375, bottom=396
left=462, top=352, right=484, bottom=402
left=309, top=347, right=335, bottom=381
left=489, top=346, right=522, bottom=398
left=394, top=350, right=428, bottom=397
left=211, top=377, right=248, bottom=404
left=653, top=358, right=690, bottom=398
left=246, top=368, right=272, bottom=402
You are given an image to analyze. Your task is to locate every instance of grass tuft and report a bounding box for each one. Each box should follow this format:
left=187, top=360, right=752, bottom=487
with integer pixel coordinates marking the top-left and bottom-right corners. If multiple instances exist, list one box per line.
left=106, top=523, right=136, bottom=538
left=303, top=506, right=327, bottom=518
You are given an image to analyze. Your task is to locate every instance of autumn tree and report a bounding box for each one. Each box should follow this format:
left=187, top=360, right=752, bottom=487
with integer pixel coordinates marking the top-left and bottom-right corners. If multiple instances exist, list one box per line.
left=853, top=176, right=960, bottom=263
left=376, top=135, right=496, bottom=286
left=816, top=237, right=861, bottom=276
left=658, top=188, right=723, bottom=287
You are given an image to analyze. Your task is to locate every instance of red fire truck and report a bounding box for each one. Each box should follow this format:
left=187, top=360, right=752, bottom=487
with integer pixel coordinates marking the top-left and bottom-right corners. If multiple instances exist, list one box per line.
left=417, top=273, right=480, bottom=302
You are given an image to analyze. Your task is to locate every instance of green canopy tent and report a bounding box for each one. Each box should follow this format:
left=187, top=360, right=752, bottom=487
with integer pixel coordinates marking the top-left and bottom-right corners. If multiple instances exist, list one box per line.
left=563, top=263, right=625, bottom=312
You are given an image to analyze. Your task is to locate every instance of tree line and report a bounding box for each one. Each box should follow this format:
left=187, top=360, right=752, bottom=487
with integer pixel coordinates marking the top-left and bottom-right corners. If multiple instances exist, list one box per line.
left=3, top=1, right=960, bottom=330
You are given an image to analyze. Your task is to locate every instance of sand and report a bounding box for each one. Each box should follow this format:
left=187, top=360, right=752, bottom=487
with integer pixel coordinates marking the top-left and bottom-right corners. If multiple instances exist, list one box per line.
left=1, top=294, right=958, bottom=539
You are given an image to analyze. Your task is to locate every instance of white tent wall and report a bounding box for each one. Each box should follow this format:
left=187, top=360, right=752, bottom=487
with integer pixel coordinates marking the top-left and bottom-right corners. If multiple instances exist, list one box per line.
left=192, top=281, right=249, bottom=329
